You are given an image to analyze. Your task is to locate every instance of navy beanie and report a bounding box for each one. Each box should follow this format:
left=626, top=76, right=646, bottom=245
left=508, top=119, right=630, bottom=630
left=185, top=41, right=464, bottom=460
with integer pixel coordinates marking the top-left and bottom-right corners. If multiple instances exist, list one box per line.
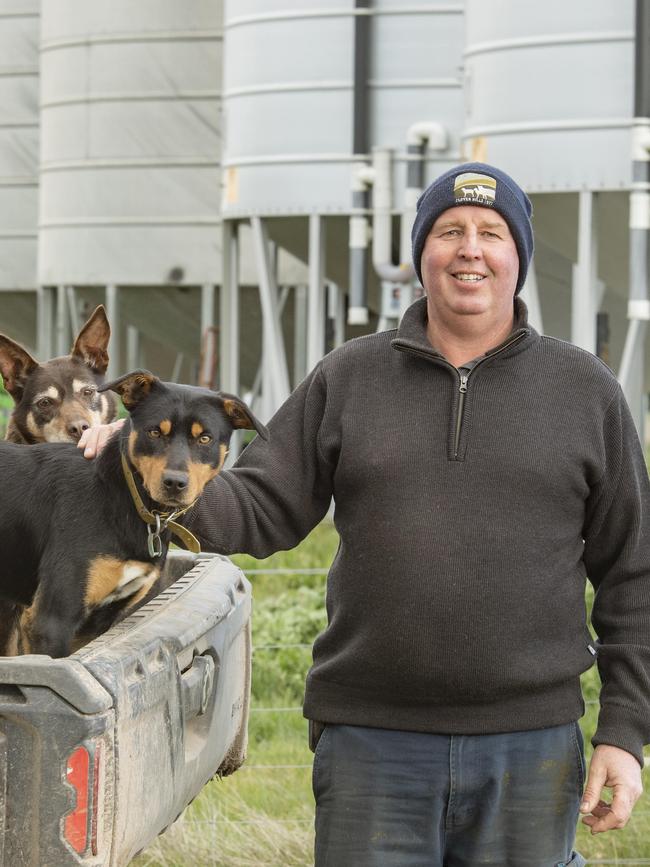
left=411, top=162, right=534, bottom=295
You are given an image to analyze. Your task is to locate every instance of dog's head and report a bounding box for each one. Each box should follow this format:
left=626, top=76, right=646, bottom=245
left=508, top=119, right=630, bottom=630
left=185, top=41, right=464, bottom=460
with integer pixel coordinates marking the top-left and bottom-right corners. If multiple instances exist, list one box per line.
left=0, top=305, right=117, bottom=443
left=100, top=370, right=268, bottom=509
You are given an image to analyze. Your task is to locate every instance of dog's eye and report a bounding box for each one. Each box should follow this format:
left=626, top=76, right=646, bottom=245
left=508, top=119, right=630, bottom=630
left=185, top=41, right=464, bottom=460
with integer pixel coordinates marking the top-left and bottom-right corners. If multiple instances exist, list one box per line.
left=148, top=428, right=161, bottom=438
left=37, top=398, right=52, bottom=410
left=198, top=434, right=212, bottom=445
left=82, top=387, right=96, bottom=397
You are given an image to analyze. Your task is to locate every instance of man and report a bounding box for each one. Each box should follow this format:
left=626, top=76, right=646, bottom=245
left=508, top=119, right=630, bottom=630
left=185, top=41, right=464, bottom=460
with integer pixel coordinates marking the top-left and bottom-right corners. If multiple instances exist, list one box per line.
left=81, top=163, right=649, bottom=866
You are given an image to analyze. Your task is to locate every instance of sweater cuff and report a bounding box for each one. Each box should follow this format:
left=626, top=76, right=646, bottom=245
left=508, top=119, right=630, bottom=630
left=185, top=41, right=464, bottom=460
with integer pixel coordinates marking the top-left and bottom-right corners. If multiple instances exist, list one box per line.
left=592, top=704, right=647, bottom=768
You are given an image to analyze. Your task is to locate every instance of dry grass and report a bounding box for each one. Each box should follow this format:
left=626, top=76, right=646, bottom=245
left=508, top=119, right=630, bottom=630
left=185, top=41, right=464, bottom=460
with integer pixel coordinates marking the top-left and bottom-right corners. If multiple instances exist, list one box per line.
left=134, top=786, right=313, bottom=867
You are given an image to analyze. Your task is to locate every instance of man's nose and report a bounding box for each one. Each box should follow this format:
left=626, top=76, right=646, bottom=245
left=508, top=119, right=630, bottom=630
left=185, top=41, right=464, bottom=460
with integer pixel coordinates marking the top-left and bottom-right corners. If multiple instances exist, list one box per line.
left=457, top=228, right=482, bottom=258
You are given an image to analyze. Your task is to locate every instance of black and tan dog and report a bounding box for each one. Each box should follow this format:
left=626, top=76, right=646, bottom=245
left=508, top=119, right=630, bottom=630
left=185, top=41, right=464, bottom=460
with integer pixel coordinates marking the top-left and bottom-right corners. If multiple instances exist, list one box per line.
left=0, top=305, right=117, bottom=444
left=0, top=370, right=267, bottom=658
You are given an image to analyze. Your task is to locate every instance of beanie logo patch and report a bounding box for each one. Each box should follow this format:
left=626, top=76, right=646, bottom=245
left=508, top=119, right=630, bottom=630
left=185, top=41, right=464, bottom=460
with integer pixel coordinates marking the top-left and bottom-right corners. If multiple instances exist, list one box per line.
left=453, top=172, right=496, bottom=206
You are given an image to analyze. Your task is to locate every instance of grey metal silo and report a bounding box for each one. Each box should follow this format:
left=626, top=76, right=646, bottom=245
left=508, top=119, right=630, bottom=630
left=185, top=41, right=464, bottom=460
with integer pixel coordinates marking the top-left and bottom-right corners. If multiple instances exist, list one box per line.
left=0, top=0, right=39, bottom=348
left=38, top=0, right=223, bottom=378
left=221, top=0, right=465, bottom=415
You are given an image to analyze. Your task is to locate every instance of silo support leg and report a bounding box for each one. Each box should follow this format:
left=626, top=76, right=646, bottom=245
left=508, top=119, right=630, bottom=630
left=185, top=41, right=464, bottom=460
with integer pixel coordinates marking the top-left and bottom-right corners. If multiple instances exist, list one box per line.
left=36, top=286, right=54, bottom=360
left=620, top=186, right=650, bottom=435
left=106, top=284, right=120, bottom=379
left=571, top=191, right=598, bottom=353
left=327, top=282, right=345, bottom=349
left=66, top=286, right=80, bottom=335
left=520, top=260, right=544, bottom=334
left=250, top=217, right=290, bottom=414
left=220, top=221, right=240, bottom=397
left=618, top=319, right=647, bottom=435
left=56, top=285, right=69, bottom=356
left=201, top=284, right=215, bottom=341
left=294, top=284, right=308, bottom=385
left=308, top=214, right=326, bottom=370
left=127, top=325, right=141, bottom=372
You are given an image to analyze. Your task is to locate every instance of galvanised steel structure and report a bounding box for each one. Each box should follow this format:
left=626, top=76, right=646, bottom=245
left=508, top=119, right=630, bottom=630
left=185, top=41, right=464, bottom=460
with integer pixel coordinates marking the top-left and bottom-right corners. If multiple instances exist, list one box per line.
left=220, top=0, right=649, bottom=434
left=0, top=0, right=646, bottom=437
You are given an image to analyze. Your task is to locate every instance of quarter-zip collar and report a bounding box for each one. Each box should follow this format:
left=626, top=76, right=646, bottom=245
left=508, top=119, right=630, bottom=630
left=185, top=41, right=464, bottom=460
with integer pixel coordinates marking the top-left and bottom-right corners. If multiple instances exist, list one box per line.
left=390, top=296, right=538, bottom=365
left=391, top=296, right=538, bottom=461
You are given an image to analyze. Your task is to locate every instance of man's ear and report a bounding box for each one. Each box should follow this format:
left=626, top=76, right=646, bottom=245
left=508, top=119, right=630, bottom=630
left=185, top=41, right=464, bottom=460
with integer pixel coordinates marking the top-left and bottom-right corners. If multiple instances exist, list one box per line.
left=0, top=335, right=39, bottom=401
left=71, top=305, right=111, bottom=374
left=218, top=393, right=269, bottom=441
left=99, top=370, right=159, bottom=410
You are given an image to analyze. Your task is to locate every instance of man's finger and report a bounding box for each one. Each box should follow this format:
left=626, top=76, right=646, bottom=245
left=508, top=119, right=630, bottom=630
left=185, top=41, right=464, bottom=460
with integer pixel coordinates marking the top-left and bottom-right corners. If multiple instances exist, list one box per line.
left=79, top=420, right=124, bottom=459
left=582, top=800, right=630, bottom=834
left=81, top=429, right=100, bottom=458
left=77, top=428, right=91, bottom=450
left=581, top=762, right=607, bottom=813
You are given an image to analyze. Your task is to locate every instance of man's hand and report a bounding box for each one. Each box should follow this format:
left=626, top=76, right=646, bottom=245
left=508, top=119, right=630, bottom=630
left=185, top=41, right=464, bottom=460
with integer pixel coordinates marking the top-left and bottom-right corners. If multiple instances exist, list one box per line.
left=77, top=419, right=125, bottom=458
left=580, top=744, right=643, bottom=834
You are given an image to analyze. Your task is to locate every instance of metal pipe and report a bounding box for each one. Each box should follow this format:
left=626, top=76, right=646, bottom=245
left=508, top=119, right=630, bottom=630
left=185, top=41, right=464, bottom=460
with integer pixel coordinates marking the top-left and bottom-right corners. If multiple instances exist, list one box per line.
left=348, top=166, right=371, bottom=325
left=347, top=0, right=371, bottom=326
left=373, top=122, right=448, bottom=327
left=403, top=122, right=447, bottom=260
left=371, top=147, right=414, bottom=284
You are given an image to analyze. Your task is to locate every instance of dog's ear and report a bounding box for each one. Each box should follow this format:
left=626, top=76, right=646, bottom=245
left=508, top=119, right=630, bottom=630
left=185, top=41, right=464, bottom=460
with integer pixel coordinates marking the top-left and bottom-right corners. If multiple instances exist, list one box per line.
left=218, top=393, right=269, bottom=441
left=71, top=305, right=111, bottom=374
left=0, top=335, right=39, bottom=401
left=99, top=370, right=159, bottom=410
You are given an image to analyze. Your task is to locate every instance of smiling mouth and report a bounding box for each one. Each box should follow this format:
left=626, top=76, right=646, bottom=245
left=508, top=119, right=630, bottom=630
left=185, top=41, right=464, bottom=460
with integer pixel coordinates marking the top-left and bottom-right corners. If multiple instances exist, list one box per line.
left=452, top=272, right=487, bottom=283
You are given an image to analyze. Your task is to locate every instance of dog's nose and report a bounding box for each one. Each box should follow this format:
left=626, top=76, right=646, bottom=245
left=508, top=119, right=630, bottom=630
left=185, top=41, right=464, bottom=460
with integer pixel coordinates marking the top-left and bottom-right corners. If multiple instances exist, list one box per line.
left=68, top=420, right=90, bottom=440
left=162, top=471, right=189, bottom=496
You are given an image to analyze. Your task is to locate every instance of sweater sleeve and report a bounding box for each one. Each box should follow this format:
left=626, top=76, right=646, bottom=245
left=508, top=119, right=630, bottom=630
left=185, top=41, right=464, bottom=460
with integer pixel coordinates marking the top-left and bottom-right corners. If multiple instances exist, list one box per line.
left=583, top=386, right=650, bottom=766
left=183, top=363, right=336, bottom=558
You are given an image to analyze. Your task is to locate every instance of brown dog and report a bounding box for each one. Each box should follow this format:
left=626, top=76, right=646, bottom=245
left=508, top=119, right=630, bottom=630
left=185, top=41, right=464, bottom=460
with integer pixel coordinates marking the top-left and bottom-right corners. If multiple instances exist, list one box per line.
left=0, top=305, right=118, bottom=444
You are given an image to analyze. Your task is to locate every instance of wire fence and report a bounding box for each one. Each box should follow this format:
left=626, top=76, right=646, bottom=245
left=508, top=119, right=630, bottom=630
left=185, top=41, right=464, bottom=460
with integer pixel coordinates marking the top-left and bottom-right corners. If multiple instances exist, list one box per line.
left=222, top=566, right=649, bottom=867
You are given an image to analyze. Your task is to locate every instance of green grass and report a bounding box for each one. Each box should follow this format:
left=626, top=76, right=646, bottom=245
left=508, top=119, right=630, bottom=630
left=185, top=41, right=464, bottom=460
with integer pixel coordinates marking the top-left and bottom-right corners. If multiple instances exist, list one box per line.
left=132, top=521, right=650, bottom=867
left=0, top=385, right=11, bottom=439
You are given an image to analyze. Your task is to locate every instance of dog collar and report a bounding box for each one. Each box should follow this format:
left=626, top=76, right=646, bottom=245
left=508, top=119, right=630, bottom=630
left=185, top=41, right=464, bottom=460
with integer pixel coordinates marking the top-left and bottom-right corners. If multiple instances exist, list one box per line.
left=120, top=453, right=201, bottom=557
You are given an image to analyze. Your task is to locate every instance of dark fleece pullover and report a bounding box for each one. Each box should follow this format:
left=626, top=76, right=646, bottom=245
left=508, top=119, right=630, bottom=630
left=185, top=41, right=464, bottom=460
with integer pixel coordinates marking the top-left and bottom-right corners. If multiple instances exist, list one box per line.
left=187, top=298, right=650, bottom=766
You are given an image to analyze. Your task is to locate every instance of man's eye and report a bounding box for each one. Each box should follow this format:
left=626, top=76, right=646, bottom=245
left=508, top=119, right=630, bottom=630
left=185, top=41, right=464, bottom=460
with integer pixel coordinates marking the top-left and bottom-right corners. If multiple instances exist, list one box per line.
left=198, top=434, right=212, bottom=445
left=148, top=428, right=161, bottom=438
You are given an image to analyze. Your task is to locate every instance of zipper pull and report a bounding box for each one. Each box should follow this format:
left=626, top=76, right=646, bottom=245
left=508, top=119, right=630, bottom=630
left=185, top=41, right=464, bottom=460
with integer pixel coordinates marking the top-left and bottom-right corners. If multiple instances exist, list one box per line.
left=459, top=374, right=468, bottom=394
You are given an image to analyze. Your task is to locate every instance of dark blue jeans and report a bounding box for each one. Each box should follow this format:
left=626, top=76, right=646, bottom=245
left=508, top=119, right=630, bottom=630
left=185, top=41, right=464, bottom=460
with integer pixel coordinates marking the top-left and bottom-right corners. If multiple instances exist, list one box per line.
left=313, top=722, right=586, bottom=867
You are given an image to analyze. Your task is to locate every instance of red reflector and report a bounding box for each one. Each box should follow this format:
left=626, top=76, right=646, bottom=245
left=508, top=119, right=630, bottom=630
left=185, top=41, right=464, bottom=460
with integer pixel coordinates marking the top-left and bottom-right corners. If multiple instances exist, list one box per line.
left=91, top=742, right=102, bottom=856
left=64, top=746, right=90, bottom=854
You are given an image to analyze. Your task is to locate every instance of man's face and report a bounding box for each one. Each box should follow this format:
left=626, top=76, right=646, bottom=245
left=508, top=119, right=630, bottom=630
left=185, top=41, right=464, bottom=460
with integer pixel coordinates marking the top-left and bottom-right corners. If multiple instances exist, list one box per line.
left=420, top=205, right=519, bottom=327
